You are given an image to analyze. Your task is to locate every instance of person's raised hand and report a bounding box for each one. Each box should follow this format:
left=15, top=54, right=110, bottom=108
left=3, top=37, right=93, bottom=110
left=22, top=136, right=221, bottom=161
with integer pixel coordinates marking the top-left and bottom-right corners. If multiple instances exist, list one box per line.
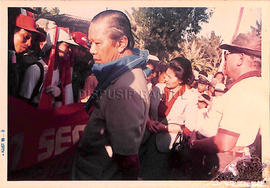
left=46, top=85, right=61, bottom=97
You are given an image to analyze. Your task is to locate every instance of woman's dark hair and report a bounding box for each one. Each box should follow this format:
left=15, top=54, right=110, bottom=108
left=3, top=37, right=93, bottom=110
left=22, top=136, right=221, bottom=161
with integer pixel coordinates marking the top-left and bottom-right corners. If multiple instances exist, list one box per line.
left=168, top=57, right=194, bottom=85
left=156, top=63, right=167, bottom=74
left=214, top=71, right=225, bottom=83
left=91, top=10, right=134, bottom=49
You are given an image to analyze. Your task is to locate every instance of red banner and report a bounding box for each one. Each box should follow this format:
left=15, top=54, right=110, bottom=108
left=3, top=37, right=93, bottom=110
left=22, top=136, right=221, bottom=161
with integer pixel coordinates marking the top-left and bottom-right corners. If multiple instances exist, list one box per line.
left=8, top=96, right=89, bottom=180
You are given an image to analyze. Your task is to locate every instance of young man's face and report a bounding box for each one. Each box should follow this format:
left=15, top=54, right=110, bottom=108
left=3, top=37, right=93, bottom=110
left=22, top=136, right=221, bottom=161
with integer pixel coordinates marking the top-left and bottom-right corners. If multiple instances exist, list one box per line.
left=14, top=28, right=32, bottom=53
left=88, top=21, right=120, bottom=64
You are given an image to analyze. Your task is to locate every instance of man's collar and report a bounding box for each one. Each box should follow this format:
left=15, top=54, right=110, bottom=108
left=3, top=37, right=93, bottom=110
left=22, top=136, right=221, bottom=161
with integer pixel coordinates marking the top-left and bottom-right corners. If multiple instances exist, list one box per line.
left=226, top=71, right=261, bottom=90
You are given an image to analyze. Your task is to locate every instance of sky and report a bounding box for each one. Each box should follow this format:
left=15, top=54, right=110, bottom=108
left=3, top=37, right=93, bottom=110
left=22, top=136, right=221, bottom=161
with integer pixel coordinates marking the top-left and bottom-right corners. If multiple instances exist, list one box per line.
left=199, top=7, right=261, bottom=43
left=59, top=6, right=261, bottom=44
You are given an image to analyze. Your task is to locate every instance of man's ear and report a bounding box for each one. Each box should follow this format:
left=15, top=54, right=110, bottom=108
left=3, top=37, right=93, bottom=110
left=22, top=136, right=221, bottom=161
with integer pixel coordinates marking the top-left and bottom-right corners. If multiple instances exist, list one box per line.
left=117, top=35, right=129, bottom=53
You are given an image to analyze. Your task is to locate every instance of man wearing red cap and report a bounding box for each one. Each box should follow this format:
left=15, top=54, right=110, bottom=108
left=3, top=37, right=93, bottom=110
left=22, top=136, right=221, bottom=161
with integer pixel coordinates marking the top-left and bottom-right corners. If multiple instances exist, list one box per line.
left=189, top=31, right=264, bottom=180
left=8, top=10, right=45, bottom=98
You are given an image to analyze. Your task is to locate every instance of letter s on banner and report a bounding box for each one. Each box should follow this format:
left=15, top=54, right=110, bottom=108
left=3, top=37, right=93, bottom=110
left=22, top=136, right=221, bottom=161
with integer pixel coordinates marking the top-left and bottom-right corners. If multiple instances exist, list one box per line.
left=38, top=128, right=55, bottom=162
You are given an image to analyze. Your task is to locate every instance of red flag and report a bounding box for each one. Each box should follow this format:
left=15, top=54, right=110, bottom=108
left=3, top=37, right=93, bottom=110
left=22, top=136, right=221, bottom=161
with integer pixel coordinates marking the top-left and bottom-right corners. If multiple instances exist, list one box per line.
left=39, top=26, right=59, bottom=109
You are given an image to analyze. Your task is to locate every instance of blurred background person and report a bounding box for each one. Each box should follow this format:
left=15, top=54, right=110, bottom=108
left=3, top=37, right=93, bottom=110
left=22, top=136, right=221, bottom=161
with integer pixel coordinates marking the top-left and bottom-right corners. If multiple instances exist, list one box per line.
left=71, top=31, right=94, bottom=103
left=145, top=55, right=160, bottom=91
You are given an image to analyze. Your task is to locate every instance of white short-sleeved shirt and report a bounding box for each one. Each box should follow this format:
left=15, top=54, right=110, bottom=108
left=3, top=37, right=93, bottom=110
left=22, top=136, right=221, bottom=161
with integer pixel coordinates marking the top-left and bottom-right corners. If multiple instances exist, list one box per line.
left=197, top=96, right=223, bottom=137
left=218, top=76, right=264, bottom=147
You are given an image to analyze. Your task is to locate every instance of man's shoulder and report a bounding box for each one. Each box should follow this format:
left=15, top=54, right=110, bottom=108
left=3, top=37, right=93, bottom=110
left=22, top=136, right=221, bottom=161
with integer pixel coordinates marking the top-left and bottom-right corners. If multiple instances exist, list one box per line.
left=227, top=76, right=262, bottom=95
left=221, top=76, right=264, bottom=109
left=21, top=64, right=42, bottom=81
left=111, top=68, right=147, bottom=90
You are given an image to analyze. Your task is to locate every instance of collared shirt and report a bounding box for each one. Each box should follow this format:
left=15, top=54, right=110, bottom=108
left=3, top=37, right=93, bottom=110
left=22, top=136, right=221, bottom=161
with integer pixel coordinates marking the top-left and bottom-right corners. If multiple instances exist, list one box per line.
left=218, top=75, right=264, bottom=146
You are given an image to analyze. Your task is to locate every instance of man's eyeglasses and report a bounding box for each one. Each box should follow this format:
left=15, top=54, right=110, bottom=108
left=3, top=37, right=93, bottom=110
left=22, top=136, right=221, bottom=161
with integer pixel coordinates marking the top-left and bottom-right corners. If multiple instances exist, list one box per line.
left=223, top=50, right=240, bottom=60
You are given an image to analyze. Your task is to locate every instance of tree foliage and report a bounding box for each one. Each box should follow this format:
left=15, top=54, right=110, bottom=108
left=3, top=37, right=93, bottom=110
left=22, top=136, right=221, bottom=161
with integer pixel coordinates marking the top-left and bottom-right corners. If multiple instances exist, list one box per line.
left=35, top=7, right=60, bottom=19
left=174, top=31, right=223, bottom=75
left=132, top=7, right=212, bottom=61
left=250, top=20, right=261, bottom=37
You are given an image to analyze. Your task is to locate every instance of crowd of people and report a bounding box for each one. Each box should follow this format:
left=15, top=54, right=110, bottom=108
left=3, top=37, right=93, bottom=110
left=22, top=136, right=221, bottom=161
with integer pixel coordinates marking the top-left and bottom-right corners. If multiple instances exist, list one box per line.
left=8, top=8, right=96, bottom=109
left=8, top=8, right=263, bottom=181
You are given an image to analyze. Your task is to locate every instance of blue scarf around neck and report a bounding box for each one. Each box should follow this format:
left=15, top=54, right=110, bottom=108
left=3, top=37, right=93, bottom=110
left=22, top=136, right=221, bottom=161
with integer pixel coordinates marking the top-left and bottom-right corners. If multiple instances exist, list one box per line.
left=85, top=48, right=150, bottom=113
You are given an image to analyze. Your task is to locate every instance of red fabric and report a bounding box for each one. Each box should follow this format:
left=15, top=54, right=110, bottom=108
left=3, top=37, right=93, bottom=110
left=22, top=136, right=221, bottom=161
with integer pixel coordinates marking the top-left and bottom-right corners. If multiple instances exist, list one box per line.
left=16, top=14, right=40, bottom=34
left=158, top=85, right=188, bottom=121
left=39, top=26, right=59, bottom=109
left=26, top=10, right=34, bottom=18
left=71, top=31, right=89, bottom=49
left=181, top=125, right=192, bottom=136
left=8, top=96, right=90, bottom=174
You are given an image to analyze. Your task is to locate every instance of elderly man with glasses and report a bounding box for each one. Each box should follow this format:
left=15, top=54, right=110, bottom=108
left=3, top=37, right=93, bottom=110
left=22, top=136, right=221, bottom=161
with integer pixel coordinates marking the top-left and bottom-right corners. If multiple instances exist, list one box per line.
left=188, top=31, right=264, bottom=180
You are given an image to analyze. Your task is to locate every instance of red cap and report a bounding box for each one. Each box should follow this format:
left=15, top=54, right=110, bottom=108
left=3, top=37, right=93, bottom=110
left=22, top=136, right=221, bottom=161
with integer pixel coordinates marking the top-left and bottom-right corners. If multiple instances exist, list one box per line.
left=71, top=31, right=89, bottom=49
left=16, top=14, right=46, bottom=41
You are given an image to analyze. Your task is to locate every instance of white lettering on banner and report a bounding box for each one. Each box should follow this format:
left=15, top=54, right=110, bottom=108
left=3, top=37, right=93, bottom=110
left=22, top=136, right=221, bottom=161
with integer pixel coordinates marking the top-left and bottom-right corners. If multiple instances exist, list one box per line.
left=55, top=126, right=71, bottom=155
left=37, top=124, right=86, bottom=162
left=38, top=128, right=55, bottom=162
left=9, top=133, right=24, bottom=170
